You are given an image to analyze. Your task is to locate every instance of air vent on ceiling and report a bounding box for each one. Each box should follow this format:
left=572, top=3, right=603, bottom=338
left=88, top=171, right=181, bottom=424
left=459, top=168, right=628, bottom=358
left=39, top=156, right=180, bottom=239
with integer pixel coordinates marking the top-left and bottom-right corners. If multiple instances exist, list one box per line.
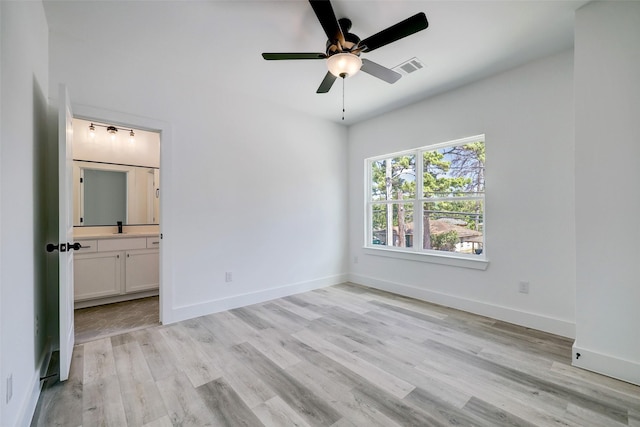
left=392, top=57, right=425, bottom=76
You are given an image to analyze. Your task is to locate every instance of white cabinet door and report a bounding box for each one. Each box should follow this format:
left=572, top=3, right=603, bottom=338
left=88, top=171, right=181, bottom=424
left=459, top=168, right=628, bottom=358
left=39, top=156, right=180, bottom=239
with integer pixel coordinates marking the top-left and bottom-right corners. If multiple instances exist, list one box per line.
left=74, top=252, right=123, bottom=301
left=125, top=249, right=159, bottom=293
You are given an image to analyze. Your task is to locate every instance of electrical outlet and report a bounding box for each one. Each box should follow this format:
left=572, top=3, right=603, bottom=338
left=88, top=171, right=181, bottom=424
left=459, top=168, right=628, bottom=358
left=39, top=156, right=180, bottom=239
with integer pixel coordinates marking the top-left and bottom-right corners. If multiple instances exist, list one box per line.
left=225, top=272, right=232, bottom=283
left=35, top=315, right=39, bottom=337
left=6, top=374, right=13, bottom=403
left=518, top=281, right=530, bottom=294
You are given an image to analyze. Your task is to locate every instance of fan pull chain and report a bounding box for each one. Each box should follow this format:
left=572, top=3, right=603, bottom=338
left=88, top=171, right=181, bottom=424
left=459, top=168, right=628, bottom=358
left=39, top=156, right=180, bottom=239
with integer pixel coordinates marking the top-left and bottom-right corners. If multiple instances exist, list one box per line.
left=342, top=77, right=345, bottom=121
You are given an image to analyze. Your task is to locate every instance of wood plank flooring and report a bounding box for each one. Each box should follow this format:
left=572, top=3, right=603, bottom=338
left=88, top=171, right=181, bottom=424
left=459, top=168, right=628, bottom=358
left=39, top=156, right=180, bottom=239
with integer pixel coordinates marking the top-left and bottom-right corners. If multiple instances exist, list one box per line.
left=32, top=283, right=640, bottom=426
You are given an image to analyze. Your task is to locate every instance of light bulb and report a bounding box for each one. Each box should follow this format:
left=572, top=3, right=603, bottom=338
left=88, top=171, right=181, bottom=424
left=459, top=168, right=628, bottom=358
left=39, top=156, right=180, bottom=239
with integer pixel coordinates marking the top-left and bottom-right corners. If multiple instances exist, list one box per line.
left=107, top=126, right=118, bottom=141
left=129, top=130, right=135, bottom=144
left=89, top=123, right=95, bottom=139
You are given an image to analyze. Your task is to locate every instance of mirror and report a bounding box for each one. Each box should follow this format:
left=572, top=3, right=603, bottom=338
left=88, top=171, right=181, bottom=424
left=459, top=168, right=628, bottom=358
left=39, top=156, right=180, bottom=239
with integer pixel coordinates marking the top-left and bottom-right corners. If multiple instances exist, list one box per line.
left=83, top=169, right=127, bottom=225
left=73, top=160, right=160, bottom=226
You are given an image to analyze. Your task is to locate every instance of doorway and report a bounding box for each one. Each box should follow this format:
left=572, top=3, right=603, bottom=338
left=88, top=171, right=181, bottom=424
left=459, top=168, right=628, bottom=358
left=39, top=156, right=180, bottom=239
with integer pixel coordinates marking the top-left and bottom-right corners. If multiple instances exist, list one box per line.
left=70, top=115, right=163, bottom=342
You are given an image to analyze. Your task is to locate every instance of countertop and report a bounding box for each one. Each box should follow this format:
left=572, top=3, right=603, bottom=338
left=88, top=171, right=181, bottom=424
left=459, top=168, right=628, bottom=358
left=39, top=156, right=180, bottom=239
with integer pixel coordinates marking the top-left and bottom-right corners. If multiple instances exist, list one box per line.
left=75, top=233, right=159, bottom=240
left=73, top=225, right=160, bottom=240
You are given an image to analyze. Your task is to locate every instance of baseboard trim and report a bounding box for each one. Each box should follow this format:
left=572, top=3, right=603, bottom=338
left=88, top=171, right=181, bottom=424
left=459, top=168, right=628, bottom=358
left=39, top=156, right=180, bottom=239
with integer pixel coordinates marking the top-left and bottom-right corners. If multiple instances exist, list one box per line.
left=166, top=274, right=348, bottom=324
left=19, top=343, right=50, bottom=427
left=572, top=344, right=640, bottom=386
left=349, top=273, right=575, bottom=338
left=75, top=289, right=159, bottom=309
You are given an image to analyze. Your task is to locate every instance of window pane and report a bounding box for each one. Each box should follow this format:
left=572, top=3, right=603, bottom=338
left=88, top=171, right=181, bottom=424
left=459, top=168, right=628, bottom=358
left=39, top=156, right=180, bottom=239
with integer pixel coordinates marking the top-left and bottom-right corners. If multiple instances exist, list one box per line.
left=389, top=155, right=416, bottom=200
left=371, top=204, right=388, bottom=245
left=424, top=141, right=485, bottom=198
left=423, top=201, right=484, bottom=255
left=370, top=203, right=414, bottom=248
left=371, top=156, right=416, bottom=202
left=371, top=160, right=387, bottom=201
left=392, top=202, right=414, bottom=248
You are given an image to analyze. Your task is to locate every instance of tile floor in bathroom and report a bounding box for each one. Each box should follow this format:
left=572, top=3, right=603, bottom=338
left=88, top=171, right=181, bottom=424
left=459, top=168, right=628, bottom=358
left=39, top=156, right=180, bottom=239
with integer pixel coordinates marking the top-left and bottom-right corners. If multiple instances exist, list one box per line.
left=74, top=296, right=159, bottom=344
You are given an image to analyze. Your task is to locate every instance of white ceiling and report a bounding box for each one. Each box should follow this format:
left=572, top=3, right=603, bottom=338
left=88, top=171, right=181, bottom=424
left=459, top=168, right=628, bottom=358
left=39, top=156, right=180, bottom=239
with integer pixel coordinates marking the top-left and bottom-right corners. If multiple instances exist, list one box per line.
left=43, top=0, right=587, bottom=125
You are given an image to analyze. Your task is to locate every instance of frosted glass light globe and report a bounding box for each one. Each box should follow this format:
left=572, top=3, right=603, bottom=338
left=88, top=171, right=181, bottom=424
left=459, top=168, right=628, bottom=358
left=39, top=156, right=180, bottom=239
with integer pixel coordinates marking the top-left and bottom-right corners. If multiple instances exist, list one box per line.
left=327, top=53, right=362, bottom=77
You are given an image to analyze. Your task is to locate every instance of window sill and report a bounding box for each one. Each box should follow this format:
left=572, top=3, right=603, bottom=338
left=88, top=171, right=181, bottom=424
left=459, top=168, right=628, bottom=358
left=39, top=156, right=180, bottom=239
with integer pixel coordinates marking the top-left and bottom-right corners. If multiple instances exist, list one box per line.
left=362, top=247, right=489, bottom=270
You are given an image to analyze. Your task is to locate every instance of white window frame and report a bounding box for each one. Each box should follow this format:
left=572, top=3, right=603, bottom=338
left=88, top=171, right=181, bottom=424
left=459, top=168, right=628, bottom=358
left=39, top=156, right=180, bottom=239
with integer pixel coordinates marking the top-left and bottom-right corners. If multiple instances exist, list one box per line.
left=364, top=135, right=488, bottom=270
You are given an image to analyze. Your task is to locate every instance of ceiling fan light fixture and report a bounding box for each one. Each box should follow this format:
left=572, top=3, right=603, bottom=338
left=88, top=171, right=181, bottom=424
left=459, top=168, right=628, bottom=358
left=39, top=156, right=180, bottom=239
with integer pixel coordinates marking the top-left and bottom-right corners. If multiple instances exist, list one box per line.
left=327, top=53, right=362, bottom=78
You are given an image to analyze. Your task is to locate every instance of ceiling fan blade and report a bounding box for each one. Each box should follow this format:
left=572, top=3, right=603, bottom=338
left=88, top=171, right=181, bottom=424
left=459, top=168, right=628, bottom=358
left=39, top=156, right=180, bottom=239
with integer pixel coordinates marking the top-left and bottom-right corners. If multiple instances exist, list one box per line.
left=360, top=12, right=428, bottom=53
left=262, top=53, right=327, bottom=60
left=360, top=59, right=401, bottom=84
left=309, top=0, right=345, bottom=45
left=317, top=71, right=338, bottom=93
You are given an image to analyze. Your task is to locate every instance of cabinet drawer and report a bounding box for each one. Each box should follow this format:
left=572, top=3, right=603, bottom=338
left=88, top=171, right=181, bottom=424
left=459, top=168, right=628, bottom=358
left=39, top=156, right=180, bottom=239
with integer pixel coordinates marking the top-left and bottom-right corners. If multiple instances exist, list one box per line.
left=76, top=240, right=97, bottom=253
left=98, top=237, right=146, bottom=252
left=146, top=236, right=160, bottom=248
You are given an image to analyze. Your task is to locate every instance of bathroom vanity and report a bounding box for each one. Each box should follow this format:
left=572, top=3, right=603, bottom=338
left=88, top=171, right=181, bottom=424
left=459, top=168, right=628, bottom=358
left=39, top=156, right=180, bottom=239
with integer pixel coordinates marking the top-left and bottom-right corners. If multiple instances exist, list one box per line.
left=74, top=233, right=159, bottom=308
left=71, top=118, right=161, bottom=308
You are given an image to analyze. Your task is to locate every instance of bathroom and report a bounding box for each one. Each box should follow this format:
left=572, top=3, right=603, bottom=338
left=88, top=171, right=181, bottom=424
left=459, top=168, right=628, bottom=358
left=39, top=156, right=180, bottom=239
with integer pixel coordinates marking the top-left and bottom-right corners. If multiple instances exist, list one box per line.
left=71, top=118, right=161, bottom=342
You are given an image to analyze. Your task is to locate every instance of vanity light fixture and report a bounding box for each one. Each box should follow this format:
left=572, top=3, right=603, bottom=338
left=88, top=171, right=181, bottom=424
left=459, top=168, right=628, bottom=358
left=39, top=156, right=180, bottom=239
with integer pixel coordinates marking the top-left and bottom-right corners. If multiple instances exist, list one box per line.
left=88, top=122, right=136, bottom=143
left=107, top=126, right=118, bottom=141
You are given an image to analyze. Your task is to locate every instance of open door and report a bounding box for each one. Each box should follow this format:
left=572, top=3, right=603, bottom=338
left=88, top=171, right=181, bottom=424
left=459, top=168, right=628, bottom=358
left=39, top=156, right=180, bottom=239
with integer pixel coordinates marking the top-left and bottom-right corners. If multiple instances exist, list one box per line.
left=58, top=84, right=75, bottom=381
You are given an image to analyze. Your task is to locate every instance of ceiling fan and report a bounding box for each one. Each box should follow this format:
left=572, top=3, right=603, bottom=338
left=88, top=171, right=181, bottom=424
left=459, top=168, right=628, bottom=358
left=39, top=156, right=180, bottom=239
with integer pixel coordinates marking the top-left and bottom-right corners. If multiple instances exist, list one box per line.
left=262, top=0, right=429, bottom=93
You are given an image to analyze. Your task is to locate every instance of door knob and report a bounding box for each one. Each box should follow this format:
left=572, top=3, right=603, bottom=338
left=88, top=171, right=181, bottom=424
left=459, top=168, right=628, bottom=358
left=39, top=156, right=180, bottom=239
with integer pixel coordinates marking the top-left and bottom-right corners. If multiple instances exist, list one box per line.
left=46, top=243, right=65, bottom=252
left=68, top=242, right=82, bottom=251
left=46, top=242, right=82, bottom=252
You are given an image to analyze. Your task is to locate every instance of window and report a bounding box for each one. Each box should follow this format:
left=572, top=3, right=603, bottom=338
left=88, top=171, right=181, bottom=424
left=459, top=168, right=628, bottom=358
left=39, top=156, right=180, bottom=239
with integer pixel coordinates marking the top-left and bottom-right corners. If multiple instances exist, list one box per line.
left=366, top=135, right=485, bottom=262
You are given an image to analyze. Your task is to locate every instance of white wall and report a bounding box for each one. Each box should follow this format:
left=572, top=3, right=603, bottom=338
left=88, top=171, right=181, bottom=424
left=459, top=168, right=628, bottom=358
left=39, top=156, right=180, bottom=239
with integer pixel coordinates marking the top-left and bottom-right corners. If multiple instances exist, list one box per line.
left=48, top=29, right=349, bottom=324
left=573, top=1, right=640, bottom=386
left=0, top=1, right=51, bottom=426
left=348, top=51, right=576, bottom=337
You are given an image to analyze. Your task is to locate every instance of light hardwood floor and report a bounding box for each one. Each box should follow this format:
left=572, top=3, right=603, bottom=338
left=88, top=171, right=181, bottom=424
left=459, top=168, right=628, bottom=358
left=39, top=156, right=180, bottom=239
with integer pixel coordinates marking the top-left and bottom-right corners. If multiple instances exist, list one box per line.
left=32, top=283, right=640, bottom=426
